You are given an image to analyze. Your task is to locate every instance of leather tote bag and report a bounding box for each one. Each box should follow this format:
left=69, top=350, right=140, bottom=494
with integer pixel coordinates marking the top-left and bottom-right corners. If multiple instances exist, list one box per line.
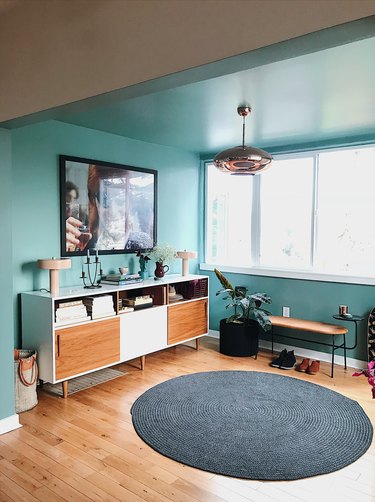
left=14, top=349, right=38, bottom=413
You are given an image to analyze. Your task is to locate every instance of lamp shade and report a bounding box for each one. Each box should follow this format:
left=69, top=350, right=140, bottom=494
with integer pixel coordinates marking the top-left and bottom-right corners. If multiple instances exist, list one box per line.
left=213, top=145, right=272, bottom=174
left=213, top=105, right=272, bottom=175
left=37, top=258, right=71, bottom=295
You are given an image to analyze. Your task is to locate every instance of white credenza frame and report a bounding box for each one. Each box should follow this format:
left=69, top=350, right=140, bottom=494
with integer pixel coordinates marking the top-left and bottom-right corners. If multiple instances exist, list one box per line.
left=21, top=274, right=209, bottom=397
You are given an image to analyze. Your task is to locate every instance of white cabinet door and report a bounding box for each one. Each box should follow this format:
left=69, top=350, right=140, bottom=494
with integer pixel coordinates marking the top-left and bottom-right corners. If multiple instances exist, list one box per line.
left=120, top=306, right=167, bottom=361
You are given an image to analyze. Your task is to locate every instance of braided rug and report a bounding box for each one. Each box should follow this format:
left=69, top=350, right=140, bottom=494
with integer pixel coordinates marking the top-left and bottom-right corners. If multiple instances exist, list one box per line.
left=131, top=371, right=373, bottom=480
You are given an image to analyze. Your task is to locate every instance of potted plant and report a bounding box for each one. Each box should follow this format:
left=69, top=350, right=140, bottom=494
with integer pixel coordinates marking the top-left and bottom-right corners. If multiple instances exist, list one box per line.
left=150, top=244, right=177, bottom=278
left=136, top=250, right=151, bottom=279
left=215, top=268, right=272, bottom=357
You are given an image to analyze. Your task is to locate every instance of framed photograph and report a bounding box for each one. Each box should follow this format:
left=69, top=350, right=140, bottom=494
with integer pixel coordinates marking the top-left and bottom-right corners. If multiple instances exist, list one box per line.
left=60, top=155, right=157, bottom=256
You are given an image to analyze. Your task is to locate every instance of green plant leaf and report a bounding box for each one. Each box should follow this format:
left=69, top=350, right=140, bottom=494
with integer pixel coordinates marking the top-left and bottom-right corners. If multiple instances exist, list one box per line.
left=214, top=269, right=234, bottom=292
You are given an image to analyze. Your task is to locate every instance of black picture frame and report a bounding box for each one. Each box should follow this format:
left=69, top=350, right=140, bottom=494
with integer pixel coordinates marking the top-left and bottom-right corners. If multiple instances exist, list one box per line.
left=60, top=155, right=157, bottom=257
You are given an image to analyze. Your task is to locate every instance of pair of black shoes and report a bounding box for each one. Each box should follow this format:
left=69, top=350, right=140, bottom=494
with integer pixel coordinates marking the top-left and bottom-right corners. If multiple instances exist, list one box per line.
left=270, top=349, right=296, bottom=370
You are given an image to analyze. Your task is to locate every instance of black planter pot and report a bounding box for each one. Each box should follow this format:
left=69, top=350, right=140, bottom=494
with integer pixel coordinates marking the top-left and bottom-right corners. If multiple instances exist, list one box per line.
left=219, top=318, right=259, bottom=357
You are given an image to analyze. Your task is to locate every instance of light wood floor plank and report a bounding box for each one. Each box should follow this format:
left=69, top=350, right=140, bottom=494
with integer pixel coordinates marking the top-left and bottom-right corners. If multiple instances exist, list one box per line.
left=0, top=337, right=373, bottom=502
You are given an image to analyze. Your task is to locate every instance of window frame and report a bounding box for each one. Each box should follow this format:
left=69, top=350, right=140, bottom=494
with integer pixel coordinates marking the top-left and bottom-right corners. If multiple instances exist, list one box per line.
left=202, top=144, right=375, bottom=286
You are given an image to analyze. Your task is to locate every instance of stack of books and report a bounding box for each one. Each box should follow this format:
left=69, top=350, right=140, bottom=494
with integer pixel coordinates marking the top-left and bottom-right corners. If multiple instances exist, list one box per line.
left=83, top=295, right=116, bottom=320
left=55, top=300, right=90, bottom=326
left=101, top=273, right=143, bottom=286
left=123, top=295, right=153, bottom=310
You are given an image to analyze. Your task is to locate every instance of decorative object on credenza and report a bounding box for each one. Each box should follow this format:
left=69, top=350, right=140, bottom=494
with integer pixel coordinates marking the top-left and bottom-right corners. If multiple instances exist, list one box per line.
left=154, top=262, right=169, bottom=279
left=37, top=257, right=71, bottom=295
left=213, top=105, right=272, bottom=175
left=80, top=249, right=102, bottom=289
left=168, top=285, right=183, bottom=303
left=177, top=250, right=197, bottom=276
left=136, top=250, right=151, bottom=279
left=150, top=244, right=177, bottom=279
left=119, top=267, right=129, bottom=275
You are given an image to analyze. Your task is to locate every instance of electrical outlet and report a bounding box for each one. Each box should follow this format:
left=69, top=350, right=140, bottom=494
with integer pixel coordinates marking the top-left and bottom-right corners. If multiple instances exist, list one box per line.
left=282, top=306, right=290, bottom=317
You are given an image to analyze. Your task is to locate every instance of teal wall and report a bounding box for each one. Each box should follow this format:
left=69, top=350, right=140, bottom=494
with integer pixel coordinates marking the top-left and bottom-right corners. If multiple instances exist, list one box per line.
left=208, top=270, right=372, bottom=362
left=3, top=116, right=372, bottom=425
left=0, top=129, right=15, bottom=420
left=11, top=120, right=199, bottom=342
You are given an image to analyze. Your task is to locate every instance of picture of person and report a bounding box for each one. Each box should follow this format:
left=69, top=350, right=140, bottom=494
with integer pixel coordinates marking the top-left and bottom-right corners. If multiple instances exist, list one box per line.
left=65, top=180, right=91, bottom=252
left=61, top=156, right=156, bottom=256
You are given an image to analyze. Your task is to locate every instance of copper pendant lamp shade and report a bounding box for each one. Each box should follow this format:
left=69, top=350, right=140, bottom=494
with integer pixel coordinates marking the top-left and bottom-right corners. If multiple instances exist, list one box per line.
left=213, top=106, right=272, bottom=175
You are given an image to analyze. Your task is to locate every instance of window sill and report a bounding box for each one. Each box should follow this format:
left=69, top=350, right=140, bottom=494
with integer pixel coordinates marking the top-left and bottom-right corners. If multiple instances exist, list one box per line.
left=200, top=263, right=375, bottom=286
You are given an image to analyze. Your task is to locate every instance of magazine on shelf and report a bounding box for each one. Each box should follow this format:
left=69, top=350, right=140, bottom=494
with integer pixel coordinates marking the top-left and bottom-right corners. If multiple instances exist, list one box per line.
left=55, top=316, right=91, bottom=327
left=104, top=273, right=141, bottom=280
left=55, top=304, right=88, bottom=321
left=100, top=278, right=143, bottom=285
left=57, top=299, right=83, bottom=308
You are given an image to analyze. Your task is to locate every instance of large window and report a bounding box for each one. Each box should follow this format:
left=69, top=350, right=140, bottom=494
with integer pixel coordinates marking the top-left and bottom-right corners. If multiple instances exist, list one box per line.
left=205, top=165, right=253, bottom=266
left=205, top=145, right=375, bottom=280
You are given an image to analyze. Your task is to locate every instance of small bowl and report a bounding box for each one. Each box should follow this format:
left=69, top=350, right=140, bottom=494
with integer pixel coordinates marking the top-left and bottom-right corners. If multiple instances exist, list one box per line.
left=119, top=267, right=129, bottom=275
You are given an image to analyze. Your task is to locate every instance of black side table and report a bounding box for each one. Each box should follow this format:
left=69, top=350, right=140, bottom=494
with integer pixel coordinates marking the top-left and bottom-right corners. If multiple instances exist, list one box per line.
left=332, top=314, right=364, bottom=370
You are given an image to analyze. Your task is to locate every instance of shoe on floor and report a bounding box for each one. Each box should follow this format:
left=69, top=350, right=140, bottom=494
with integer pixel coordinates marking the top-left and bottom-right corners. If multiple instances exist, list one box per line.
left=296, top=358, right=310, bottom=372
left=270, top=348, right=287, bottom=368
left=306, top=360, right=320, bottom=375
left=279, top=350, right=296, bottom=370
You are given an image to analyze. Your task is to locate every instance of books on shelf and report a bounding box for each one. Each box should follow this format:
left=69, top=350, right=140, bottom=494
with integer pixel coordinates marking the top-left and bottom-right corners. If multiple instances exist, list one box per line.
left=100, top=273, right=143, bottom=285
left=83, top=294, right=116, bottom=319
left=123, top=295, right=153, bottom=310
left=55, top=301, right=90, bottom=325
left=91, top=312, right=116, bottom=320
left=57, top=299, right=84, bottom=308
left=118, top=306, right=135, bottom=314
left=55, top=316, right=91, bottom=327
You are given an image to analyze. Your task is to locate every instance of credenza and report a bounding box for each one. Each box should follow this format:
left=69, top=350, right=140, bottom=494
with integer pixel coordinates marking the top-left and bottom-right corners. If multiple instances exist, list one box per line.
left=21, top=274, right=209, bottom=397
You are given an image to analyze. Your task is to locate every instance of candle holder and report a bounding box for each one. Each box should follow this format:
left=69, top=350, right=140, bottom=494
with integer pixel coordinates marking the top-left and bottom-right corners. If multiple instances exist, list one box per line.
left=81, top=252, right=102, bottom=289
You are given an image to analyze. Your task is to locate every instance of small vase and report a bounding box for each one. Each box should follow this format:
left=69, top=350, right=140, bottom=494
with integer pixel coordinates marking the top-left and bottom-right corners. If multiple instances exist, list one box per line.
left=140, top=270, right=148, bottom=280
left=155, top=261, right=169, bottom=278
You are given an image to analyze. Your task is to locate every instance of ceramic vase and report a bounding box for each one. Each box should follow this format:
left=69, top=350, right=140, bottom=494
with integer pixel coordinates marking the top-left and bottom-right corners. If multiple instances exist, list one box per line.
left=155, top=261, right=169, bottom=278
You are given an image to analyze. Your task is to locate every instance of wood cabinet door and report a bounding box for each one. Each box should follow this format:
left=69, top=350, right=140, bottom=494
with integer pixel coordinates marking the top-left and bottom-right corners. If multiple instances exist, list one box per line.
left=55, top=318, right=120, bottom=380
left=168, top=298, right=208, bottom=345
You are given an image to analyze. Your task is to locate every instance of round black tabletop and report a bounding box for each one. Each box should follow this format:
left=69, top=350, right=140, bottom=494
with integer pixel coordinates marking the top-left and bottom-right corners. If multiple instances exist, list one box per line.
left=333, top=314, right=364, bottom=322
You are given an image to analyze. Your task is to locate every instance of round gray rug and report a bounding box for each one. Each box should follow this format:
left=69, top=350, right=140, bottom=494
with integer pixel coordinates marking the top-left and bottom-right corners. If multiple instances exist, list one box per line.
left=131, top=371, right=373, bottom=480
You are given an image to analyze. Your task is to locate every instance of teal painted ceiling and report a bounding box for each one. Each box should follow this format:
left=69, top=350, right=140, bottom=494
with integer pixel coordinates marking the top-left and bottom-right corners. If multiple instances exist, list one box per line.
left=4, top=20, right=375, bottom=156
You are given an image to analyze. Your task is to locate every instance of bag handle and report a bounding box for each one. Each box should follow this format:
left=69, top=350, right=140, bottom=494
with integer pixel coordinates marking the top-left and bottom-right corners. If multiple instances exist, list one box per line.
left=18, top=356, right=38, bottom=387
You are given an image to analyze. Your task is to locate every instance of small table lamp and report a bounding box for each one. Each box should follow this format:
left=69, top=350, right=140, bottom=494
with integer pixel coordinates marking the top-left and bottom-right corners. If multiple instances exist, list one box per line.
left=37, top=258, right=71, bottom=295
left=177, top=251, right=197, bottom=276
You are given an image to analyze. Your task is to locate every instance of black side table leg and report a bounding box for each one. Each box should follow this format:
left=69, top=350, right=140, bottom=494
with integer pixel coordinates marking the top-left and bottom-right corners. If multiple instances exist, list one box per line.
left=331, top=335, right=335, bottom=378
left=343, top=333, right=347, bottom=370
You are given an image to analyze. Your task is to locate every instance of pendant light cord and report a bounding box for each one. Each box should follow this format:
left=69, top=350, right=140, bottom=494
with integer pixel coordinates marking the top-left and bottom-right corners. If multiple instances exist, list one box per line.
left=242, top=115, right=246, bottom=148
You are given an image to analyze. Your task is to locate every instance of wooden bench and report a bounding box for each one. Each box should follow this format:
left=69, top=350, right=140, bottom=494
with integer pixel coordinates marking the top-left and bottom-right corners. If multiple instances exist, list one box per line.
left=269, top=316, right=349, bottom=378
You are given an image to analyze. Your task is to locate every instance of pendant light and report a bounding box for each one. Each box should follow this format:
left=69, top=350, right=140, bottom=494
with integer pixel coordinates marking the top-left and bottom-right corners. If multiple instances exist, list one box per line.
left=213, top=105, right=272, bottom=175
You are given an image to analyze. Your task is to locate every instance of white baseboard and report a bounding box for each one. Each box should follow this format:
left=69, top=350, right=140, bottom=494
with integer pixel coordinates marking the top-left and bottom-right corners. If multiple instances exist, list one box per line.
left=208, top=330, right=367, bottom=370
left=0, top=414, right=22, bottom=436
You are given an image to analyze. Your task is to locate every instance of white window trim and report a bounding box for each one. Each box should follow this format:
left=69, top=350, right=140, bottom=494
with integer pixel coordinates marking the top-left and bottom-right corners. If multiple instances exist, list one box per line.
left=200, top=262, right=375, bottom=286
left=204, top=144, right=375, bottom=286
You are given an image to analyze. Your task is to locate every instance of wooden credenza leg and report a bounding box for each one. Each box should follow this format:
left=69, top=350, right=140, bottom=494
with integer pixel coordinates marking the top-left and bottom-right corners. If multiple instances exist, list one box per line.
left=195, top=338, right=200, bottom=351
left=62, top=381, right=68, bottom=399
left=140, top=355, right=146, bottom=370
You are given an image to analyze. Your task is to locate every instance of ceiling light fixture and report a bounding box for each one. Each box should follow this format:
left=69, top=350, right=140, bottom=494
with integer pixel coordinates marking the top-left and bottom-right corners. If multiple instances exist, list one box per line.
left=213, top=105, right=272, bottom=175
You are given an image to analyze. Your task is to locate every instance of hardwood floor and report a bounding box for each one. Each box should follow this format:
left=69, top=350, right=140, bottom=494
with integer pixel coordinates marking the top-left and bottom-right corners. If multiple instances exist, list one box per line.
left=1, top=337, right=374, bottom=502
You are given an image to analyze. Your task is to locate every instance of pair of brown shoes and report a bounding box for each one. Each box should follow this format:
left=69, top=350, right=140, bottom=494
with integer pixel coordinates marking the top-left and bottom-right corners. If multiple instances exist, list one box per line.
left=296, top=358, right=320, bottom=375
